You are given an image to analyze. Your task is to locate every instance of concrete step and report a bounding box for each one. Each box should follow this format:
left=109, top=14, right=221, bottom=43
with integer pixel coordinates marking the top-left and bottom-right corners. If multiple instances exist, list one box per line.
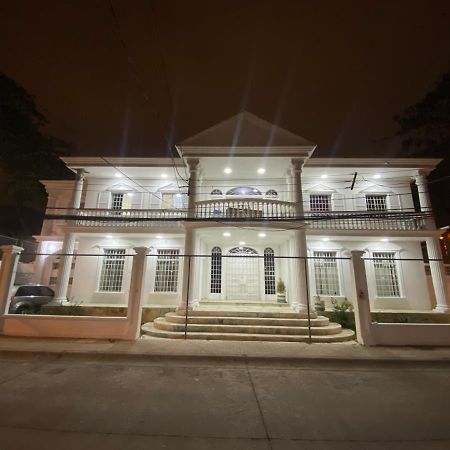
left=181, top=309, right=318, bottom=319
left=200, top=301, right=291, bottom=308
left=165, top=312, right=330, bottom=327
left=141, top=323, right=355, bottom=343
left=152, top=317, right=343, bottom=336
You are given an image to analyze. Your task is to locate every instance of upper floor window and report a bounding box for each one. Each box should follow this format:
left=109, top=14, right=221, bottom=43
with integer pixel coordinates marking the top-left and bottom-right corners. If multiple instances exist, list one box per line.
left=226, top=186, right=262, bottom=196
left=161, top=192, right=184, bottom=209
left=265, top=189, right=278, bottom=198
left=366, top=194, right=387, bottom=212
left=110, top=192, right=133, bottom=210
left=211, top=189, right=223, bottom=196
left=310, top=194, right=331, bottom=212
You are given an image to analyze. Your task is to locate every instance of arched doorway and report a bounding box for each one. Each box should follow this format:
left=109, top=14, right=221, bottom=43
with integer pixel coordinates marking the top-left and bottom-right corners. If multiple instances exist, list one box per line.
left=226, top=246, right=260, bottom=300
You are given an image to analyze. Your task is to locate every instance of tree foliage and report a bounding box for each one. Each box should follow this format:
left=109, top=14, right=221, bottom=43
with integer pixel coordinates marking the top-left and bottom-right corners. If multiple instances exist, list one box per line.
left=394, top=71, right=450, bottom=226
left=0, top=73, right=72, bottom=236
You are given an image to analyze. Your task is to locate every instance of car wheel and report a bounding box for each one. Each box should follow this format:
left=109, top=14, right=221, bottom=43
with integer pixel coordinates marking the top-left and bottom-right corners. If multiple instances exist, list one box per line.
left=15, top=304, right=33, bottom=315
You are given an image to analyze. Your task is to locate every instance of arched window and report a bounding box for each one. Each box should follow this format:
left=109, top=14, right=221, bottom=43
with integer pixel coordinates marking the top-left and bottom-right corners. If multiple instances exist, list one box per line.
left=229, top=246, right=258, bottom=255
left=265, top=189, right=278, bottom=198
left=264, top=248, right=276, bottom=295
left=211, top=189, right=222, bottom=196
left=210, top=247, right=222, bottom=293
left=226, top=186, right=262, bottom=196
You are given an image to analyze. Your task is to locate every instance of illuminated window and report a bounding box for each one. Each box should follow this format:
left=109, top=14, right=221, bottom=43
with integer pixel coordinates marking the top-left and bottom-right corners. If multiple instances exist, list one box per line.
left=210, top=247, right=222, bottom=293
left=310, top=194, right=331, bottom=212
left=154, top=249, right=180, bottom=292
left=313, top=251, right=340, bottom=296
left=265, top=189, right=278, bottom=198
left=226, top=186, right=262, bottom=195
left=366, top=195, right=387, bottom=212
left=99, top=249, right=126, bottom=292
left=211, top=189, right=223, bottom=196
left=373, top=252, right=400, bottom=297
left=264, top=248, right=276, bottom=295
left=110, top=192, right=132, bottom=210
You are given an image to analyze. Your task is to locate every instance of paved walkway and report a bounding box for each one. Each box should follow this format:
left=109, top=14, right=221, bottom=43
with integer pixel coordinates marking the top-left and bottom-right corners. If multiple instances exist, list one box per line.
left=0, top=335, right=449, bottom=363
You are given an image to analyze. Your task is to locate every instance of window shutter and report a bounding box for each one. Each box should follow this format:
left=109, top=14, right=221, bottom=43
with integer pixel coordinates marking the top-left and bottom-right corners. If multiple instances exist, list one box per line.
left=98, top=191, right=110, bottom=209
left=387, top=193, right=401, bottom=211
left=332, top=193, right=344, bottom=211
left=303, top=192, right=311, bottom=212
left=131, top=192, right=143, bottom=209
left=355, top=193, right=367, bottom=211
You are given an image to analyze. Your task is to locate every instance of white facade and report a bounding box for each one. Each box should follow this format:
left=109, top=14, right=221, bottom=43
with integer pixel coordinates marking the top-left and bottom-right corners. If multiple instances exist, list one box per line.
left=32, top=113, right=449, bottom=313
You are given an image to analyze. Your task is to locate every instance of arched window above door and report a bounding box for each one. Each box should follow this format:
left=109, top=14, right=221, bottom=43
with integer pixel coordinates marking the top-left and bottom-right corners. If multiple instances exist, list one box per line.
left=226, top=186, right=262, bottom=196
left=229, top=246, right=258, bottom=255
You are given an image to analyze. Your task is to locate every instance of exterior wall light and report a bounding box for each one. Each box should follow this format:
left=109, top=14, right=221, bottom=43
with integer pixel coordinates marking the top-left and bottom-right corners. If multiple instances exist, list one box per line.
left=224, top=168, right=232, bottom=174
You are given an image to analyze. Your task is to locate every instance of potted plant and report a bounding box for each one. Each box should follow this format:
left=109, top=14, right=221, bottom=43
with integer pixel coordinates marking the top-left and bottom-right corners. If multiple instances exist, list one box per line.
left=314, top=295, right=325, bottom=313
left=276, top=278, right=286, bottom=303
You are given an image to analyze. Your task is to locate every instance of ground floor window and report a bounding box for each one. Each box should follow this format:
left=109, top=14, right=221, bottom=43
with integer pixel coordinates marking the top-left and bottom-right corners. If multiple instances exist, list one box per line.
left=154, top=249, right=180, bottom=292
left=373, top=252, right=400, bottom=297
left=313, top=251, right=340, bottom=296
left=99, top=249, right=126, bottom=292
left=210, top=247, right=222, bottom=293
left=264, top=248, right=276, bottom=294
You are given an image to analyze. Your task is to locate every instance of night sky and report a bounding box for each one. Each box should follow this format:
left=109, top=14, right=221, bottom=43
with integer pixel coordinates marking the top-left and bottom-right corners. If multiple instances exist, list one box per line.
left=1, top=0, right=450, bottom=158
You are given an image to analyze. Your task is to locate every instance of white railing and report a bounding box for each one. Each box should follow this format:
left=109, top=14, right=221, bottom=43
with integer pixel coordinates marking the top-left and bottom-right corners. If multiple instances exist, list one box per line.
left=194, top=198, right=295, bottom=219
left=45, top=205, right=430, bottom=231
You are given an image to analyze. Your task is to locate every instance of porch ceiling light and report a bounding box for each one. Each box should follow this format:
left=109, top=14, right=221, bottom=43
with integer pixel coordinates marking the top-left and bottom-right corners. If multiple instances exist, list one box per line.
left=321, top=174, right=328, bottom=179
left=258, top=232, right=266, bottom=237
left=239, top=241, right=246, bottom=246
left=322, top=237, right=329, bottom=242
left=115, top=173, right=122, bottom=178
left=373, top=174, right=381, bottom=179
left=223, top=232, right=231, bottom=237
left=381, top=238, right=389, bottom=242
left=257, top=168, right=266, bottom=174
left=106, top=235, right=113, bottom=239
left=161, top=173, right=168, bottom=178
left=156, top=235, right=163, bottom=239
left=224, top=167, right=232, bottom=174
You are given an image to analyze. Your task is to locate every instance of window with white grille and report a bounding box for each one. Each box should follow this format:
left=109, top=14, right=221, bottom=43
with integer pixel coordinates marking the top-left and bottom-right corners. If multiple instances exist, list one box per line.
left=111, top=193, right=124, bottom=210
left=99, top=249, right=126, bottom=292
left=154, top=249, right=180, bottom=292
left=313, top=251, right=340, bottom=296
left=210, top=247, right=222, bottom=293
left=310, top=194, right=332, bottom=212
left=265, top=189, right=278, bottom=198
left=264, top=248, right=276, bottom=295
left=366, top=194, right=387, bottom=211
left=373, top=252, right=401, bottom=297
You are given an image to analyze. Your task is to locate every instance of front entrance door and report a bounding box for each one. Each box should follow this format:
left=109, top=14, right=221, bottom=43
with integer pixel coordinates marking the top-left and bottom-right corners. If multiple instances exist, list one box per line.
left=226, top=247, right=259, bottom=300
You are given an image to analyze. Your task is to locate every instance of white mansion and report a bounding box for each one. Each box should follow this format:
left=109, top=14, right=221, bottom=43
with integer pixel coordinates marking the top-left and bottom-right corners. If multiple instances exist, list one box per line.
left=33, top=112, right=449, bottom=318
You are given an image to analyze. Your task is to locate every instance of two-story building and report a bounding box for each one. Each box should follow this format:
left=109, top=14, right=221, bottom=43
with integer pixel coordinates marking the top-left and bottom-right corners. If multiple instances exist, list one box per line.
left=32, top=113, right=450, bottom=331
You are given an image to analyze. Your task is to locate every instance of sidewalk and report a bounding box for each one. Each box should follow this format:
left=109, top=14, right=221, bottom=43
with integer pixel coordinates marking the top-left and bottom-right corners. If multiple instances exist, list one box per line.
left=0, top=335, right=450, bottom=364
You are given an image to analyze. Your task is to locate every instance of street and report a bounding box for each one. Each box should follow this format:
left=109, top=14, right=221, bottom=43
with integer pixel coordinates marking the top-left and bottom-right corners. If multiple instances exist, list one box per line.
left=0, top=353, right=449, bottom=449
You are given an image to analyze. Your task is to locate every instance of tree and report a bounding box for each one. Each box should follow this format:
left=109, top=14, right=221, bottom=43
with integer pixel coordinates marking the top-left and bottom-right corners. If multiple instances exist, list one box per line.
left=0, top=73, right=72, bottom=237
left=394, top=71, right=450, bottom=227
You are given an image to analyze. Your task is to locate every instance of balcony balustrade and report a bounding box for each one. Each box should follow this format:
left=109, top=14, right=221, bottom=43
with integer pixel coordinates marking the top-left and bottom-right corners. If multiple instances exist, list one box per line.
left=45, top=198, right=430, bottom=232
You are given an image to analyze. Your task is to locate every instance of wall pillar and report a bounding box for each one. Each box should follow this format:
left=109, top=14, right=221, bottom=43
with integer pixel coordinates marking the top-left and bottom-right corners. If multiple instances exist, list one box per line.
left=415, top=169, right=435, bottom=228
left=289, top=230, right=309, bottom=312
left=178, top=227, right=196, bottom=312
left=126, top=246, right=150, bottom=339
left=186, top=158, right=200, bottom=218
left=426, top=236, right=450, bottom=313
left=351, top=250, right=375, bottom=345
left=54, top=233, right=76, bottom=302
left=71, top=169, right=86, bottom=210
left=291, top=158, right=305, bottom=217
left=0, top=245, right=24, bottom=317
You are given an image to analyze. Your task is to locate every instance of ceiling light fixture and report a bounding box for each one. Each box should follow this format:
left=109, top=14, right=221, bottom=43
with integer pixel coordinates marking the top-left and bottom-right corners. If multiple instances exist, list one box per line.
left=381, top=238, right=389, bottom=242
left=322, top=237, right=330, bottom=242
left=257, top=168, right=266, bottom=174
left=224, top=167, right=232, bottom=174
left=161, top=173, right=168, bottom=179
left=239, top=241, right=246, bottom=246
left=106, top=235, right=113, bottom=239
left=373, top=174, right=381, bottom=179
left=115, top=173, right=122, bottom=178
left=321, top=174, right=328, bottom=179
left=258, top=232, right=266, bottom=238
left=223, top=232, right=231, bottom=237
left=156, top=235, right=162, bottom=239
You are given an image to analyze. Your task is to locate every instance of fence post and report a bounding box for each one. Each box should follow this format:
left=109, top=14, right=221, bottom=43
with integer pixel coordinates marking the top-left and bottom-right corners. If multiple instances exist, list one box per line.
left=0, top=245, right=24, bottom=321
left=350, top=250, right=375, bottom=346
left=126, top=246, right=150, bottom=339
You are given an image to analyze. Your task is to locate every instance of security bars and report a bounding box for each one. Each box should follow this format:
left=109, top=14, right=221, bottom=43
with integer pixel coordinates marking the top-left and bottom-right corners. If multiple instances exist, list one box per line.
left=373, top=252, right=401, bottom=297
left=154, top=249, right=180, bottom=292
left=99, top=249, right=126, bottom=292
left=313, top=251, right=340, bottom=296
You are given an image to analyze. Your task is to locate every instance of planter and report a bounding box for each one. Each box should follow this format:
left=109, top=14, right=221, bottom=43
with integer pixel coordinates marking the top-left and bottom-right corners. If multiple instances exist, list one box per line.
left=277, top=294, right=286, bottom=303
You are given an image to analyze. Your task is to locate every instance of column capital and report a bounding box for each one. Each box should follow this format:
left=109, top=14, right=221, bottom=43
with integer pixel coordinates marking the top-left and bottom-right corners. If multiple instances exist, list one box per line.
left=415, top=169, right=431, bottom=181
left=351, top=250, right=366, bottom=258
left=186, top=158, right=200, bottom=171
left=291, top=158, right=306, bottom=172
left=74, top=168, right=86, bottom=180
left=133, top=246, right=151, bottom=257
left=0, top=245, right=24, bottom=255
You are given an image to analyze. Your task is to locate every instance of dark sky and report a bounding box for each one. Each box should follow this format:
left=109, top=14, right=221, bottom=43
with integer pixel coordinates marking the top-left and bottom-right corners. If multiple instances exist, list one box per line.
left=1, top=0, right=450, bottom=158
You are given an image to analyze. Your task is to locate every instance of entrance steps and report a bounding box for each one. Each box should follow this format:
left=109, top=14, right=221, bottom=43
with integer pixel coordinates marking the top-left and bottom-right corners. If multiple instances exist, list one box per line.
left=141, top=303, right=355, bottom=342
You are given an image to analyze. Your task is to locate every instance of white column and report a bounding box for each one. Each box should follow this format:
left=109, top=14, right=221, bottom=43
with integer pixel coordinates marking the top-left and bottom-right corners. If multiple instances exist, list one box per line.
left=178, top=227, right=196, bottom=311
left=187, top=158, right=200, bottom=218
left=415, top=170, right=435, bottom=229
left=291, top=158, right=305, bottom=217
left=69, top=169, right=86, bottom=210
left=0, top=245, right=23, bottom=315
left=289, top=230, right=309, bottom=312
left=54, top=232, right=76, bottom=302
left=126, top=246, right=150, bottom=339
left=426, top=236, right=450, bottom=313
left=351, top=250, right=375, bottom=345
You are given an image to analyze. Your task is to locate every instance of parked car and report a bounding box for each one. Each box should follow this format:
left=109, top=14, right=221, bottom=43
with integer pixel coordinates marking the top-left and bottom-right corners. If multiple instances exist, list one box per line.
left=8, top=284, right=55, bottom=314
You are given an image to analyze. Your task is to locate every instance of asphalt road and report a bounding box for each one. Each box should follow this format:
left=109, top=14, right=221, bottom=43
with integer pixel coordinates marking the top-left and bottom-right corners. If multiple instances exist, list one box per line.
left=0, top=354, right=449, bottom=449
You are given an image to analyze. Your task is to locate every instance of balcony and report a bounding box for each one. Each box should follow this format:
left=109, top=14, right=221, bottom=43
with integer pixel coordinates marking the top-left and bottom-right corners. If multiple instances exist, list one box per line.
left=47, top=198, right=431, bottom=232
